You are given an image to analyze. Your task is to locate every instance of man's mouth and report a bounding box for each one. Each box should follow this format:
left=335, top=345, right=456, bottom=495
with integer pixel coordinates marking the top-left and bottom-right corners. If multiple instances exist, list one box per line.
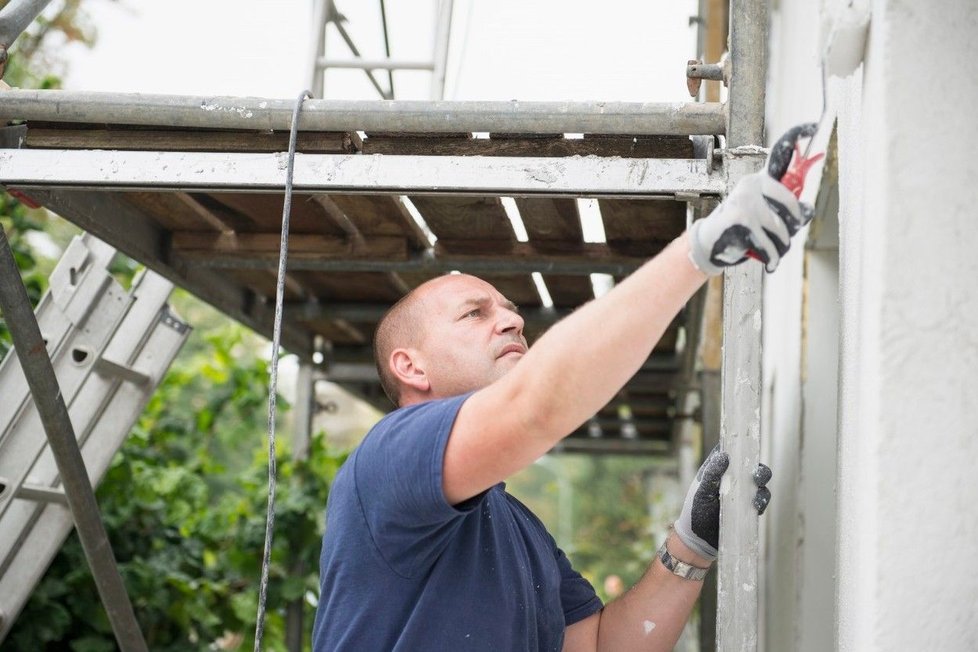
left=497, top=343, right=526, bottom=358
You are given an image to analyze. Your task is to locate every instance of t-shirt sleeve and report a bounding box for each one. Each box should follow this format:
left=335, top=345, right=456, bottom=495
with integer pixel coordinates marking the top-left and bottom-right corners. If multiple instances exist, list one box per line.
left=352, top=393, right=479, bottom=578
left=556, top=546, right=604, bottom=626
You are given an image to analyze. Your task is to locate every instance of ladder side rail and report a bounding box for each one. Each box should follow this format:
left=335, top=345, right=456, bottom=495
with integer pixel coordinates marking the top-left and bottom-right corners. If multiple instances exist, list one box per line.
left=0, top=280, right=188, bottom=642
left=0, top=232, right=117, bottom=439
left=0, top=237, right=131, bottom=525
left=0, top=228, right=149, bottom=651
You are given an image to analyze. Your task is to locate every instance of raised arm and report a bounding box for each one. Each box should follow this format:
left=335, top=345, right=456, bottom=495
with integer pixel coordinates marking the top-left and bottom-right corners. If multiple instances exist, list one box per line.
left=442, top=126, right=812, bottom=505
left=443, top=233, right=707, bottom=504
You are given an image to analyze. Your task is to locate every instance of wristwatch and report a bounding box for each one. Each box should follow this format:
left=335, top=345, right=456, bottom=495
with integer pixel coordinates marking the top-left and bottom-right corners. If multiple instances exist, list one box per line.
left=656, top=542, right=711, bottom=581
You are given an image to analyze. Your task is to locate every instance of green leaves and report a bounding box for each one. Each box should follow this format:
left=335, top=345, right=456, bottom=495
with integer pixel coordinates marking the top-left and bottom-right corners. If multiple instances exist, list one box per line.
left=4, top=306, right=348, bottom=651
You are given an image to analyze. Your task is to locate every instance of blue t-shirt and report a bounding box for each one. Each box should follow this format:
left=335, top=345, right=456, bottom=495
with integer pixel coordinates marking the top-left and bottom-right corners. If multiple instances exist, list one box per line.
left=312, top=393, right=602, bottom=651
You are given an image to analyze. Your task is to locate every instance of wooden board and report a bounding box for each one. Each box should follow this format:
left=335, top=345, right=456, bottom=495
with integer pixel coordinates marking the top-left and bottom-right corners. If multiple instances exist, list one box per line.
left=516, top=197, right=581, bottom=242
left=409, top=196, right=515, bottom=243
left=541, top=276, right=593, bottom=308
left=362, top=134, right=695, bottom=158
left=171, top=232, right=408, bottom=261
left=598, top=199, right=687, bottom=257
left=25, top=124, right=353, bottom=153
left=514, top=198, right=592, bottom=308
left=186, top=192, right=344, bottom=235
left=291, top=272, right=405, bottom=303
left=328, top=194, right=430, bottom=249
left=230, top=269, right=305, bottom=302
left=123, top=192, right=221, bottom=232
left=304, top=320, right=369, bottom=345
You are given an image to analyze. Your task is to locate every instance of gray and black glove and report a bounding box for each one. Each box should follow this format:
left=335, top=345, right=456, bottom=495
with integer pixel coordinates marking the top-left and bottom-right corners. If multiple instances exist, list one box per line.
left=688, top=124, right=816, bottom=275
left=673, top=445, right=772, bottom=562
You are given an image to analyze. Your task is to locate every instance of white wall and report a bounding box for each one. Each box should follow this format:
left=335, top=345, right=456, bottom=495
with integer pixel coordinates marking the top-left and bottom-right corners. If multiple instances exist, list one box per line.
left=764, top=1, right=978, bottom=650
left=762, top=1, right=834, bottom=650
left=834, top=1, right=978, bottom=649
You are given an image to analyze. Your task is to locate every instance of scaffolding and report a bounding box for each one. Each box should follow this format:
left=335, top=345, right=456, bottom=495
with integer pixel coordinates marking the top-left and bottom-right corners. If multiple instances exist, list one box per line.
left=0, top=0, right=768, bottom=649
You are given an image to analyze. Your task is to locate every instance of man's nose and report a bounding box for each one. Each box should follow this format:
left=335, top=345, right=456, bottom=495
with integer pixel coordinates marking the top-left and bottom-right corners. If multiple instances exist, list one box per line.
left=497, top=308, right=524, bottom=335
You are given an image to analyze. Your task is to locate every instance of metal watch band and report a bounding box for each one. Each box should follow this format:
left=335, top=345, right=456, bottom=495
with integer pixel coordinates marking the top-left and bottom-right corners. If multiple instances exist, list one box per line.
left=656, top=542, right=711, bottom=581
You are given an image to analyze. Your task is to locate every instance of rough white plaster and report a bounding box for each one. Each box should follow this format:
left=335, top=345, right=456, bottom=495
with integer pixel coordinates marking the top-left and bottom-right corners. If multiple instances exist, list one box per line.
left=834, top=1, right=978, bottom=650
left=762, top=1, right=831, bottom=651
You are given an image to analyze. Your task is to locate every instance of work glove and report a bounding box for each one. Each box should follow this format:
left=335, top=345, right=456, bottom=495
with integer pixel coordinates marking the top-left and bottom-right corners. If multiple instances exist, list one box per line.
left=673, top=445, right=772, bottom=562
left=688, top=123, right=817, bottom=275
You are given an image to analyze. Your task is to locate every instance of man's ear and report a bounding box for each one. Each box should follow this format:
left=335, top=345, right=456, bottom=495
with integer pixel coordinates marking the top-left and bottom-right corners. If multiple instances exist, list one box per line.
left=390, top=348, right=430, bottom=394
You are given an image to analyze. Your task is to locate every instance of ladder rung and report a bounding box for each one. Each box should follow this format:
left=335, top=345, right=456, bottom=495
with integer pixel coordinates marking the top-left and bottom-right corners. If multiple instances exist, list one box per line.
left=94, top=357, right=151, bottom=385
left=16, top=483, right=67, bottom=505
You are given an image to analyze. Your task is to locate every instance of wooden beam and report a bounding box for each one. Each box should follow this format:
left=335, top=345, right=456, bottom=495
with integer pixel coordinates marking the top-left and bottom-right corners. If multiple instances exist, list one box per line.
left=310, top=195, right=366, bottom=244
left=24, top=126, right=354, bottom=153
left=178, top=239, right=657, bottom=276
left=361, top=134, right=695, bottom=158
left=173, top=192, right=237, bottom=234
left=22, top=188, right=313, bottom=356
left=170, top=232, right=408, bottom=260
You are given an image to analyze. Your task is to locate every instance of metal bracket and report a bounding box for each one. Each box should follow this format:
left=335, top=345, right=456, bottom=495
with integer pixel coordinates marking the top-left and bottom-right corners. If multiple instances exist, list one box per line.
left=0, top=124, right=26, bottom=149
left=722, top=146, right=767, bottom=189
left=686, top=54, right=729, bottom=98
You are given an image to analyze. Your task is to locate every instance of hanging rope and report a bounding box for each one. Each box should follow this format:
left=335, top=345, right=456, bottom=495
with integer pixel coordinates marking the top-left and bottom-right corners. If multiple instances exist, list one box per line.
left=254, top=88, right=311, bottom=651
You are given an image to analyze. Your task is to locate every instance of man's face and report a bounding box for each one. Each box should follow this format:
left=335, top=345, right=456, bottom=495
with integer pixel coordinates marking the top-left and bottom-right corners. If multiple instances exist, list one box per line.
left=412, top=274, right=527, bottom=398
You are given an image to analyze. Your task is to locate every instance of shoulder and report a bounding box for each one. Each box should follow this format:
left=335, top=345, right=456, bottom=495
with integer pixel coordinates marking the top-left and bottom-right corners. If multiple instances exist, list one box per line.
left=348, top=393, right=475, bottom=489
left=361, top=394, right=472, bottom=451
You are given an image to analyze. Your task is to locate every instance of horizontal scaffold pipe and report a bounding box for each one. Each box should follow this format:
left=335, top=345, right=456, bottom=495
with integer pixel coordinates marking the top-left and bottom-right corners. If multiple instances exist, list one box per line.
left=0, top=150, right=725, bottom=196
left=0, top=89, right=726, bottom=136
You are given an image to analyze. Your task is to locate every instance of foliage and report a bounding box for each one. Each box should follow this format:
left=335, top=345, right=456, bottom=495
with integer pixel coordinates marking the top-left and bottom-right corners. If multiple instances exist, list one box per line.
left=0, top=195, right=53, bottom=360
left=2, top=0, right=99, bottom=89
left=508, top=455, right=659, bottom=602
left=0, top=0, right=97, bottom=359
left=3, top=316, right=347, bottom=651
left=0, top=3, right=351, bottom=649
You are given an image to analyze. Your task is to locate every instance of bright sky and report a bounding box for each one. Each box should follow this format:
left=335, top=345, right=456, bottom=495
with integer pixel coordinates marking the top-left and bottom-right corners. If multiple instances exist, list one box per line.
left=62, top=0, right=700, bottom=102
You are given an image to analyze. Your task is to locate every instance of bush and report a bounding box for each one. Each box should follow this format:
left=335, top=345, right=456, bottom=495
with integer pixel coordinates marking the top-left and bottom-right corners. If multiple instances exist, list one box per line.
left=3, top=318, right=347, bottom=651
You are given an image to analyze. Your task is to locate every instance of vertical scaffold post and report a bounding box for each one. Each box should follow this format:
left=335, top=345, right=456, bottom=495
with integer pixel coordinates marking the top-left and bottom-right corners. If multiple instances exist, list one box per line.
left=285, top=362, right=317, bottom=652
left=430, top=0, right=454, bottom=100
left=717, top=0, right=768, bottom=649
left=307, top=0, right=332, bottom=99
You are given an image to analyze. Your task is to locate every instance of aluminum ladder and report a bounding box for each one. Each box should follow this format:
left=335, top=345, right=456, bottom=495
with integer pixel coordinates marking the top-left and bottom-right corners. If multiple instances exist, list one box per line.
left=0, top=233, right=190, bottom=642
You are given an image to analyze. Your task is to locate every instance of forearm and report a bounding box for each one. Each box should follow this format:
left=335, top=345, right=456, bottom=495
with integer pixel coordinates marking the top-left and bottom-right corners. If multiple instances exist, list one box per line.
left=595, top=532, right=710, bottom=652
left=509, top=232, right=706, bottom=439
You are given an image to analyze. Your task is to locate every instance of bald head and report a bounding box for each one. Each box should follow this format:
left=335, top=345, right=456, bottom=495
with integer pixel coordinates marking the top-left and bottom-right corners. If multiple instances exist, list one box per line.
left=374, top=274, right=525, bottom=407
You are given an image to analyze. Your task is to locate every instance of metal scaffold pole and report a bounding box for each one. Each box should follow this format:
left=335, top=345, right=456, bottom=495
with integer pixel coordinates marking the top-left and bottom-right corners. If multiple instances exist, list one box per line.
left=0, top=230, right=148, bottom=652
left=0, top=89, right=727, bottom=136
left=0, top=0, right=52, bottom=56
left=429, top=0, right=454, bottom=100
left=716, top=0, right=768, bottom=649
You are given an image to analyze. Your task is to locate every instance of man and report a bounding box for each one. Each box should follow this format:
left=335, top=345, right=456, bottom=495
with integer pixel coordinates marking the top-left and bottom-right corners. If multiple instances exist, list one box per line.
left=312, top=128, right=810, bottom=651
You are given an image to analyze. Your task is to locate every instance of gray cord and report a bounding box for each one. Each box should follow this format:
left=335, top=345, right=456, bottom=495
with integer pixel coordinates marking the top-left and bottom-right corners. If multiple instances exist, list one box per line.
left=253, top=88, right=311, bottom=651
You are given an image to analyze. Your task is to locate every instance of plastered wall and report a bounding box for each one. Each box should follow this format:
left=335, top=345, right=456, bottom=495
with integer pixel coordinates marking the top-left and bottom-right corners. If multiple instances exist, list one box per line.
left=762, top=1, right=832, bottom=650
left=833, top=1, right=978, bottom=649
left=764, top=0, right=978, bottom=650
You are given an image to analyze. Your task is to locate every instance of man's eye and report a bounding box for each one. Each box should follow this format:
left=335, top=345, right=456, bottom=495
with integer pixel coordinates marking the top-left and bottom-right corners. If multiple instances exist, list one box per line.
left=464, top=309, right=481, bottom=318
